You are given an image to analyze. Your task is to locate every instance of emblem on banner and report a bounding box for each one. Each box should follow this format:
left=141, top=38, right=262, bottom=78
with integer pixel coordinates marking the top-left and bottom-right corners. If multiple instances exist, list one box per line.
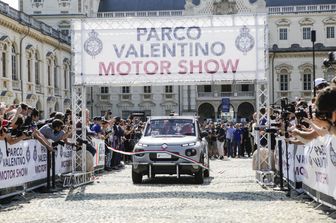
left=0, top=150, right=2, bottom=165
left=84, top=30, right=103, bottom=58
left=330, top=143, right=336, bottom=167
left=26, top=147, right=31, bottom=163
left=33, top=146, right=37, bottom=162
left=235, top=26, right=255, bottom=55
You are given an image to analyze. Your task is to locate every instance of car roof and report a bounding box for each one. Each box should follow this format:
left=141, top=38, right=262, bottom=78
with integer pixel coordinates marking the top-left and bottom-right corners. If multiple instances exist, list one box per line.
left=148, top=116, right=197, bottom=120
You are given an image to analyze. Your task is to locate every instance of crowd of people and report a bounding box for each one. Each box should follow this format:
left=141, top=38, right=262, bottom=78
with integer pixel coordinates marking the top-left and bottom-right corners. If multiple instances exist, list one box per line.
left=201, top=122, right=254, bottom=160
left=1, top=74, right=336, bottom=171
left=253, top=76, right=336, bottom=153
left=0, top=104, right=145, bottom=171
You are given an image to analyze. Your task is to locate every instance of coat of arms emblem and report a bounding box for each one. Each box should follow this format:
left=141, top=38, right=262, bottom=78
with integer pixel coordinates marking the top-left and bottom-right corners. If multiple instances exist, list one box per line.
left=84, top=30, right=103, bottom=58
left=235, top=26, right=255, bottom=55
left=26, top=147, right=31, bottom=163
left=33, top=146, right=37, bottom=162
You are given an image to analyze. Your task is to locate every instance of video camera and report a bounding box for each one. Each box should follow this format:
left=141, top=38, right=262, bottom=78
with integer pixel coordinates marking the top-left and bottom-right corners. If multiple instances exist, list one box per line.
left=280, top=98, right=295, bottom=120
left=323, top=51, right=336, bottom=68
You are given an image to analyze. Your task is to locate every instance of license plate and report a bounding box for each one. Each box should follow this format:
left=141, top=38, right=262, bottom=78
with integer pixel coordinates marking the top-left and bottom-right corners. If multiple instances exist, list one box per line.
left=157, top=153, right=171, bottom=159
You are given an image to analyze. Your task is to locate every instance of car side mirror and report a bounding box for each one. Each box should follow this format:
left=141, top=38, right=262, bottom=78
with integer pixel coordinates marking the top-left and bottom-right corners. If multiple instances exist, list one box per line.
left=200, top=131, right=208, bottom=138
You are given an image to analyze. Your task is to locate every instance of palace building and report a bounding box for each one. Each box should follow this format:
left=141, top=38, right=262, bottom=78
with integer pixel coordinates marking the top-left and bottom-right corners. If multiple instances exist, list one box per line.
left=11, top=0, right=336, bottom=121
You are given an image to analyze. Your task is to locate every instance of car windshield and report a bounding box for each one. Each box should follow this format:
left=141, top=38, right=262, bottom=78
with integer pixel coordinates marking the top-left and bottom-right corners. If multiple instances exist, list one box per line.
left=144, top=119, right=196, bottom=136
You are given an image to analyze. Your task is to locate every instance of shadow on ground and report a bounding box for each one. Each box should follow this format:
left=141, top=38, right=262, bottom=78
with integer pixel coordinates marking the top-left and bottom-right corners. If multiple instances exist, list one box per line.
left=66, top=190, right=288, bottom=202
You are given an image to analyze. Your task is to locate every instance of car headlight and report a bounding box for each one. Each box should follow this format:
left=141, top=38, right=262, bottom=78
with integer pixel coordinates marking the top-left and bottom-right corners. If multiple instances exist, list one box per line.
left=137, top=143, right=148, bottom=147
left=181, top=142, right=196, bottom=147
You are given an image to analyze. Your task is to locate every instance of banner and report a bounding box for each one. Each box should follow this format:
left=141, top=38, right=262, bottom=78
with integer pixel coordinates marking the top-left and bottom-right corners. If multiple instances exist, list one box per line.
left=0, top=140, right=47, bottom=189
left=303, top=137, right=330, bottom=196
left=0, top=140, right=76, bottom=189
left=92, top=138, right=105, bottom=168
left=73, top=15, right=267, bottom=86
left=275, top=140, right=305, bottom=187
left=55, top=144, right=73, bottom=175
left=221, top=98, right=230, bottom=113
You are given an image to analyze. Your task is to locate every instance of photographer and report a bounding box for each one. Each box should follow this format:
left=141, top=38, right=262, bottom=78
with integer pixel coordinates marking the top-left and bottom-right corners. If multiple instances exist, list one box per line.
left=314, top=86, right=336, bottom=136
left=0, top=119, right=31, bottom=145
left=39, top=119, right=71, bottom=148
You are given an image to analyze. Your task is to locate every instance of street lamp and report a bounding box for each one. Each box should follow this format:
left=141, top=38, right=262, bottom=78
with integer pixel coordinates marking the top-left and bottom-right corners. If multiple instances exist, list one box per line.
left=311, top=30, right=316, bottom=97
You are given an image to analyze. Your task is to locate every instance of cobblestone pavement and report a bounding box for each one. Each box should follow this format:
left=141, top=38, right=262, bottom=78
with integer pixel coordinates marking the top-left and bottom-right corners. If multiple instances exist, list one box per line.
left=0, top=158, right=335, bottom=223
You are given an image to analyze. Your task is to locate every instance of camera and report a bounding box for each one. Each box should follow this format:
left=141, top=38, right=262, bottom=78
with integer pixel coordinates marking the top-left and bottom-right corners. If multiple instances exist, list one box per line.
left=295, top=109, right=309, bottom=128
left=323, top=51, right=336, bottom=68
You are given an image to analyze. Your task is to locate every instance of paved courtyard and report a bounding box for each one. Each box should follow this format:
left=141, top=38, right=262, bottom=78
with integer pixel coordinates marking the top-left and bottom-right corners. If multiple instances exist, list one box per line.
left=0, top=158, right=335, bottom=223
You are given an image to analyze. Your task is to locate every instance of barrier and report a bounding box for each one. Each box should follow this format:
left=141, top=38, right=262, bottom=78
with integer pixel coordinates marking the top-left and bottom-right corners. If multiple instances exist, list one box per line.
left=0, top=139, right=105, bottom=199
left=302, top=135, right=336, bottom=209
left=275, top=139, right=305, bottom=190
left=275, top=136, right=336, bottom=209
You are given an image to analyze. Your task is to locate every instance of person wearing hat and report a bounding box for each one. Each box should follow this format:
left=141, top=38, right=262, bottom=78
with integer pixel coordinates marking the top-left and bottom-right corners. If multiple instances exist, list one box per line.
left=314, top=78, right=329, bottom=95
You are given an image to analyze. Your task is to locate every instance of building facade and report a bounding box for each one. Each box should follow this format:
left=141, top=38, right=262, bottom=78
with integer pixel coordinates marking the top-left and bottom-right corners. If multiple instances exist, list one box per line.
left=20, top=0, right=336, bottom=122
left=0, top=1, right=72, bottom=118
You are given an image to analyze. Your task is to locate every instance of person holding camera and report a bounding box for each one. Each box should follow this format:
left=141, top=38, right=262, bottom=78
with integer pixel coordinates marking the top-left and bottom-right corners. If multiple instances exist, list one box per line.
left=39, top=119, right=71, bottom=148
left=314, top=86, right=336, bottom=135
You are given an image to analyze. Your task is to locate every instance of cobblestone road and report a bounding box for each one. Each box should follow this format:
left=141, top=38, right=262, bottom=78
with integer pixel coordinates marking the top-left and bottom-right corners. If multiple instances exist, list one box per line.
left=0, top=158, right=335, bottom=223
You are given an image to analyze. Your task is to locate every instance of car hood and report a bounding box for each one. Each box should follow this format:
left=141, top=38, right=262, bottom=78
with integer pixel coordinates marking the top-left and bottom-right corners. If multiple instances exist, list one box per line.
left=138, top=136, right=198, bottom=145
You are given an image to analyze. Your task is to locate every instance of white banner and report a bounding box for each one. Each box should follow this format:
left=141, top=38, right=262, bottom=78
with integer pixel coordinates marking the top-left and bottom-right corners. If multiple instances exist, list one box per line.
left=294, top=145, right=306, bottom=183
left=55, top=144, right=73, bottom=175
left=303, top=136, right=331, bottom=197
left=0, top=140, right=76, bottom=189
left=73, top=15, right=267, bottom=86
left=92, top=138, right=105, bottom=168
left=0, top=140, right=47, bottom=189
left=275, top=140, right=306, bottom=185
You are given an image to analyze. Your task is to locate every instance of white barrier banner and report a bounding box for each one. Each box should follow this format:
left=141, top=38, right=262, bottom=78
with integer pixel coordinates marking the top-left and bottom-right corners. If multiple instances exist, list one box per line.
left=0, top=140, right=47, bottom=189
left=92, top=139, right=105, bottom=167
left=303, top=136, right=330, bottom=196
left=294, top=145, right=306, bottom=183
left=328, top=137, right=336, bottom=200
left=73, top=15, right=267, bottom=86
left=55, top=144, right=73, bottom=175
left=275, top=139, right=305, bottom=184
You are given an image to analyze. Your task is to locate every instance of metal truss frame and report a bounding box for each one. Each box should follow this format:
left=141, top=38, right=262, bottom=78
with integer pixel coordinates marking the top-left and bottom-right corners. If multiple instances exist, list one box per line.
left=65, top=13, right=270, bottom=188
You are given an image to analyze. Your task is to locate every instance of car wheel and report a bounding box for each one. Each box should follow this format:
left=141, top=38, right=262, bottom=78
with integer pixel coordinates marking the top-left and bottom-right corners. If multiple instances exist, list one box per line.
left=132, top=166, right=143, bottom=184
left=194, top=168, right=204, bottom=184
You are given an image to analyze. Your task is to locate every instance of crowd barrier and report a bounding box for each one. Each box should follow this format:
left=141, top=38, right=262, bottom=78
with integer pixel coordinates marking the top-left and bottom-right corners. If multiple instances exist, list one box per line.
left=275, top=135, right=336, bottom=209
left=0, top=139, right=105, bottom=199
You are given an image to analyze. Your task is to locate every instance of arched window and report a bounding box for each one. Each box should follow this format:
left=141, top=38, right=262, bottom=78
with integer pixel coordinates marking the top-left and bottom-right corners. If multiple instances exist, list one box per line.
left=11, top=45, right=17, bottom=80
left=303, top=68, right=312, bottom=90
left=35, top=51, right=40, bottom=84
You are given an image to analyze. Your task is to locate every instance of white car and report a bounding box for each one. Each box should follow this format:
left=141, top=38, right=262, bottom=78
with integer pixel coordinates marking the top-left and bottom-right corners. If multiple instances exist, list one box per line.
left=132, top=116, right=209, bottom=184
